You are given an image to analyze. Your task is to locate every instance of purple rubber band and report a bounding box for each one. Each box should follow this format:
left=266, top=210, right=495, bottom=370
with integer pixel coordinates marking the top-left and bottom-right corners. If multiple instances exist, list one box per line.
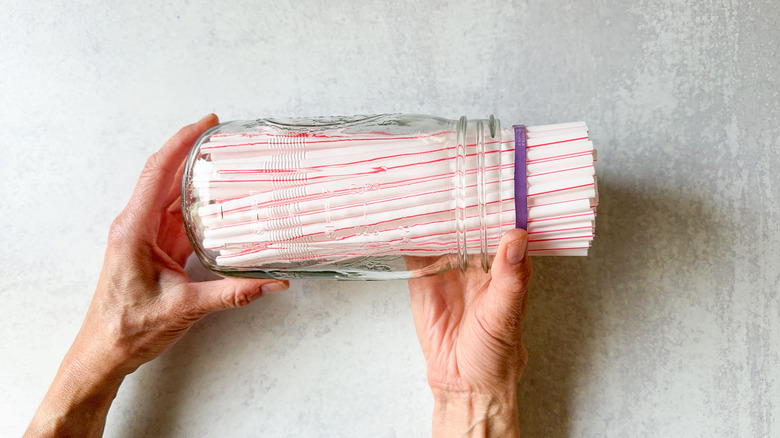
left=513, top=125, right=528, bottom=230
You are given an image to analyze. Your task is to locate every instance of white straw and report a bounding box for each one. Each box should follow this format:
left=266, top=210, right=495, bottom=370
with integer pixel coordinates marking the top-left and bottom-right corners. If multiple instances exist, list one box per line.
left=188, top=120, right=598, bottom=268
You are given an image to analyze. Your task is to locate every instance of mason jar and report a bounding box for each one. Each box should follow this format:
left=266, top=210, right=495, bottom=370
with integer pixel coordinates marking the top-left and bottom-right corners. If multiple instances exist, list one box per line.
left=182, top=114, right=596, bottom=280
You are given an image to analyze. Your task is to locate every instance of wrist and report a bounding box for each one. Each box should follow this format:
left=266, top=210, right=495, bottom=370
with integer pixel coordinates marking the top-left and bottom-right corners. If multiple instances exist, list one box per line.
left=431, top=388, right=520, bottom=437
left=25, top=342, right=126, bottom=438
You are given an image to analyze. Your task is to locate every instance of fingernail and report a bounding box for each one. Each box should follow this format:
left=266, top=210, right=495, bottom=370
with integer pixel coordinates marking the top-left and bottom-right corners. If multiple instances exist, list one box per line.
left=506, top=237, right=528, bottom=266
left=261, top=281, right=289, bottom=294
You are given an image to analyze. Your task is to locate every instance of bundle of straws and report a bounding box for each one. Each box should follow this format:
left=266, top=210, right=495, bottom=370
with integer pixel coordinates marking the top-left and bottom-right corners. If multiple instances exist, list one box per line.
left=187, top=119, right=597, bottom=269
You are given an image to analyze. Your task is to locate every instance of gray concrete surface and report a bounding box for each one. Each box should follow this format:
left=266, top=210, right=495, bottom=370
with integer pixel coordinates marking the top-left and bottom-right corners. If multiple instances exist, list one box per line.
left=1, top=1, right=778, bottom=436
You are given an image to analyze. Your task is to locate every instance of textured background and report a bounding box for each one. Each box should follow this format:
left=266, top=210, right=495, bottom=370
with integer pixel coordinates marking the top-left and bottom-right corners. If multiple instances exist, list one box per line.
left=1, top=0, right=778, bottom=436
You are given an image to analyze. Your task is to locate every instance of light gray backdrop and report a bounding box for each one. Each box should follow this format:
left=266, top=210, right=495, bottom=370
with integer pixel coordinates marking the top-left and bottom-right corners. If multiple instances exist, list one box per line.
left=1, top=0, right=778, bottom=436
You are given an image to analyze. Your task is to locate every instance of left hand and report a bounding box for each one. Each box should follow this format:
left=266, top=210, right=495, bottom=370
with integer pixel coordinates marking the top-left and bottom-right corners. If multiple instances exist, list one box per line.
left=25, top=114, right=289, bottom=437
left=77, top=113, right=289, bottom=378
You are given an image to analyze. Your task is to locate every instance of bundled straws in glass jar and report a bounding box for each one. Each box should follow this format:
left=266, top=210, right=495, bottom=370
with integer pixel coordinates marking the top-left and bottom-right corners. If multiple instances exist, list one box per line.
left=183, top=115, right=597, bottom=277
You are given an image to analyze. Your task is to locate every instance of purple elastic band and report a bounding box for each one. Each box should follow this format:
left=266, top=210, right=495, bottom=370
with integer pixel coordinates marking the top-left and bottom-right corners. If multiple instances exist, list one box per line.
left=513, top=125, right=528, bottom=230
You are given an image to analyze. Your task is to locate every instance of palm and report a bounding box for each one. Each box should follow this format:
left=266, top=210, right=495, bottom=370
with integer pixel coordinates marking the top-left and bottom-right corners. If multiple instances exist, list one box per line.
left=408, top=255, right=529, bottom=395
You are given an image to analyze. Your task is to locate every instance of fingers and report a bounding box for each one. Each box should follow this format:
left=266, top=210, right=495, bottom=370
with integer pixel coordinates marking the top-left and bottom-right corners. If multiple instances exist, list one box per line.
left=482, top=229, right=532, bottom=327
left=159, top=200, right=194, bottom=268
left=189, top=277, right=290, bottom=314
left=128, top=114, right=219, bottom=226
left=162, top=156, right=188, bottom=212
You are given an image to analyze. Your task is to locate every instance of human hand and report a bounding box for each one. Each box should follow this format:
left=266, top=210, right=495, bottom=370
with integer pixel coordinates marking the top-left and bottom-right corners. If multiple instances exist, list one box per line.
left=25, top=114, right=289, bottom=437
left=76, top=113, right=289, bottom=375
left=408, top=229, right=532, bottom=437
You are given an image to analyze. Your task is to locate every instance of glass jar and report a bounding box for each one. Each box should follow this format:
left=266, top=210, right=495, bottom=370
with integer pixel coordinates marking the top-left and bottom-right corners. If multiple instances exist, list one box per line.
left=182, top=114, right=596, bottom=280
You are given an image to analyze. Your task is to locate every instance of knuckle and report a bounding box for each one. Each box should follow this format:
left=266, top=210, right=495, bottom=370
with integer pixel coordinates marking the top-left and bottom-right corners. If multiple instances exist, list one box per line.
left=144, top=151, right=164, bottom=173
left=515, top=342, right=529, bottom=380
left=151, top=148, right=181, bottom=178
left=107, top=209, right=145, bottom=247
left=138, top=153, right=164, bottom=182
left=228, top=287, right=253, bottom=308
left=518, top=341, right=529, bottom=365
left=142, top=149, right=178, bottom=182
left=108, top=214, right=129, bottom=244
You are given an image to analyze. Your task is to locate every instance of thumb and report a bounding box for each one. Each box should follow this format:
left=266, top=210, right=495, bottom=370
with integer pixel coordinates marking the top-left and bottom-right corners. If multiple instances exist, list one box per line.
left=483, top=229, right=532, bottom=325
left=190, top=278, right=290, bottom=313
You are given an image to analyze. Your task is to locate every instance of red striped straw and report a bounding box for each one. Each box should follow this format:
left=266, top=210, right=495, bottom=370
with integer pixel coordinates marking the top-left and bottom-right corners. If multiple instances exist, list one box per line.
left=188, top=120, right=597, bottom=268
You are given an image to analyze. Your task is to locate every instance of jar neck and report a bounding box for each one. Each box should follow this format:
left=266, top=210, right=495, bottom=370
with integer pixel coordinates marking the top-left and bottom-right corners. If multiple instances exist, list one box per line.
left=454, top=115, right=516, bottom=273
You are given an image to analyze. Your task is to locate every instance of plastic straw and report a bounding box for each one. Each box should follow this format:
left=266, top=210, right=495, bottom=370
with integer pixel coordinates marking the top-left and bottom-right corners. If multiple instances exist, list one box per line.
left=189, top=122, right=598, bottom=267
